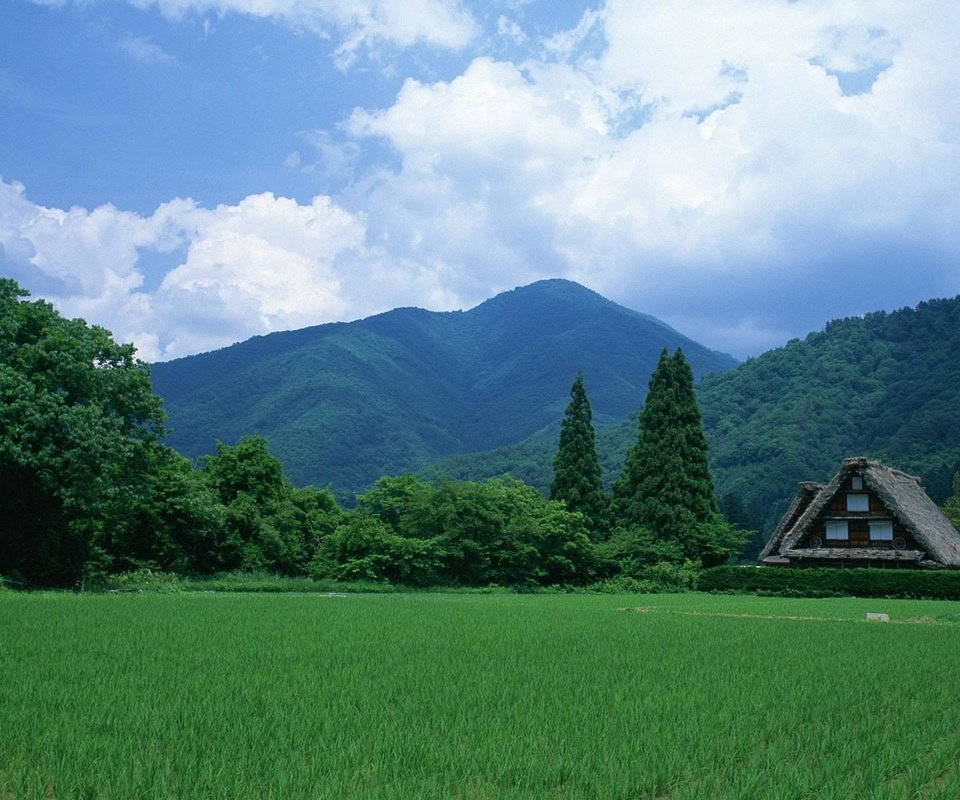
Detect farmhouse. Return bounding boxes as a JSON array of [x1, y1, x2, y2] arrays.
[[759, 457, 960, 568]]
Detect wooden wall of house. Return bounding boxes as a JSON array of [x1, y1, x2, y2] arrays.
[[798, 480, 919, 550], [800, 518, 915, 548]]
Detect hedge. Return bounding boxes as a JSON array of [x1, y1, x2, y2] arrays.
[[698, 565, 960, 600]]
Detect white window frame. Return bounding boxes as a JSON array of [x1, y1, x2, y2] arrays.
[[847, 493, 869, 512], [825, 520, 848, 540], [851, 476, 863, 490], [870, 520, 894, 541]]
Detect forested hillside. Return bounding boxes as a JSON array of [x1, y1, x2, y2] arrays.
[[700, 297, 960, 539], [152, 280, 737, 498], [438, 296, 960, 555]]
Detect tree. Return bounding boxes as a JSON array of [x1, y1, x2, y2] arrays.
[[356, 475, 596, 586], [200, 435, 341, 574], [118, 444, 225, 574], [0, 279, 165, 586], [310, 511, 442, 585], [613, 348, 739, 564], [944, 472, 960, 532], [550, 373, 607, 539]]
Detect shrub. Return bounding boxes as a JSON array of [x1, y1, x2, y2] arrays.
[[102, 569, 184, 593], [698, 566, 960, 600]]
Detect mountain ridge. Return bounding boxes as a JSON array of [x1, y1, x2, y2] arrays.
[[151, 279, 738, 497]]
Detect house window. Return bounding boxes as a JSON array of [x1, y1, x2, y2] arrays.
[[847, 493, 869, 512], [851, 476, 863, 490], [825, 521, 848, 540], [870, 521, 894, 541]]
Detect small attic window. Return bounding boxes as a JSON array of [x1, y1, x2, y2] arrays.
[[851, 476, 863, 490], [847, 493, 869, 512]]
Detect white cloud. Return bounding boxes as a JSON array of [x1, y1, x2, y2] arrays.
[[341, 1, 960, 354], [11, 1, 960, 360], [118, 33, 177, 65], [0, 181, 369, 360], [496, 15, 526, 46], [0, 179, 189, 298], [324, 0, 478, 67], [293, 130, 362, 183], [158, 193, 363, 337]]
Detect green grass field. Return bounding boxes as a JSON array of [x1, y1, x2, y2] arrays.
[[3, 592, 960, 799]]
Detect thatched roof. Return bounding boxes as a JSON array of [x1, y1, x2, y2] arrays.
[[758, 481, 822, 562], [760, 457, 960, 568]]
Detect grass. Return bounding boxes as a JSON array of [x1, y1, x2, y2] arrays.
[[3, 592, 960, 798]]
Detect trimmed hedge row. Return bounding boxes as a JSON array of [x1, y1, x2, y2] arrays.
[[698, 565, 960, 600]]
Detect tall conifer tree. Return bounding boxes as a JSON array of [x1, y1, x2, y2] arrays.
[[613, 348, 721, 559], [550, 373, 607, 539]]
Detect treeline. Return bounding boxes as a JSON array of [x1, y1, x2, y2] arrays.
[[1, 279, 748, 589]]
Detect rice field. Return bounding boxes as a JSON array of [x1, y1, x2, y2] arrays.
[[2, 591, 960, 799]]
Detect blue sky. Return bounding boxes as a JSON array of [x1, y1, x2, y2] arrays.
[[2, 0, 959, 361]]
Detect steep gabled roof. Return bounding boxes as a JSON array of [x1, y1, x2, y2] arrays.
[[762, 457, 960, 567], [758, 481, 823, 561]]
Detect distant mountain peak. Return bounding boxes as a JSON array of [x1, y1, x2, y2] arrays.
[[151, 280, 739, 497], [472, 278, 607, 308]]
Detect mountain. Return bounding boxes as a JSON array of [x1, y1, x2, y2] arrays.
[[439, 295, 960, 555], [151, 279, 738, 497]]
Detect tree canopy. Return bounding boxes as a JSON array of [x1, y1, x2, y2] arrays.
[[0, 279, 165, 586]]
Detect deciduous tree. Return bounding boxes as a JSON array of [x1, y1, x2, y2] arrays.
[[0, 279, 164, 586]]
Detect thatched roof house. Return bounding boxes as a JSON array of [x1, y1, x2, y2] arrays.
[[760, 457, 960, 569]]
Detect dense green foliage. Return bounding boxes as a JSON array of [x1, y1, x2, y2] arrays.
[[944, 472, 960, 532], [699, 565, 960, 600], [152, 280, 736, 499], [434, 295, 960, 557], [549, 373, 606, 537], [613, 351, 714, 541], [612, 350, 745, 566], [351, 475, 597, 586], [0, 280, 165, 586], [699, 296, 960, 546], [4, 592, 960, 799], [198, 436, 342, 575]]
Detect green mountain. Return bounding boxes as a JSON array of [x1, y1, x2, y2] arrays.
[[439, 296, 960, 554], [151, 279, 738, 498]]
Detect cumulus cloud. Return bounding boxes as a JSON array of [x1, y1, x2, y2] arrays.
[[11, 1, 960, 359], [0, 181, 369, 360], [157, 193, 363, 345], [342, 1, 960, 355]]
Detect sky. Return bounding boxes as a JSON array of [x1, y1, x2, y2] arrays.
[[2, 0, 959, 362]]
